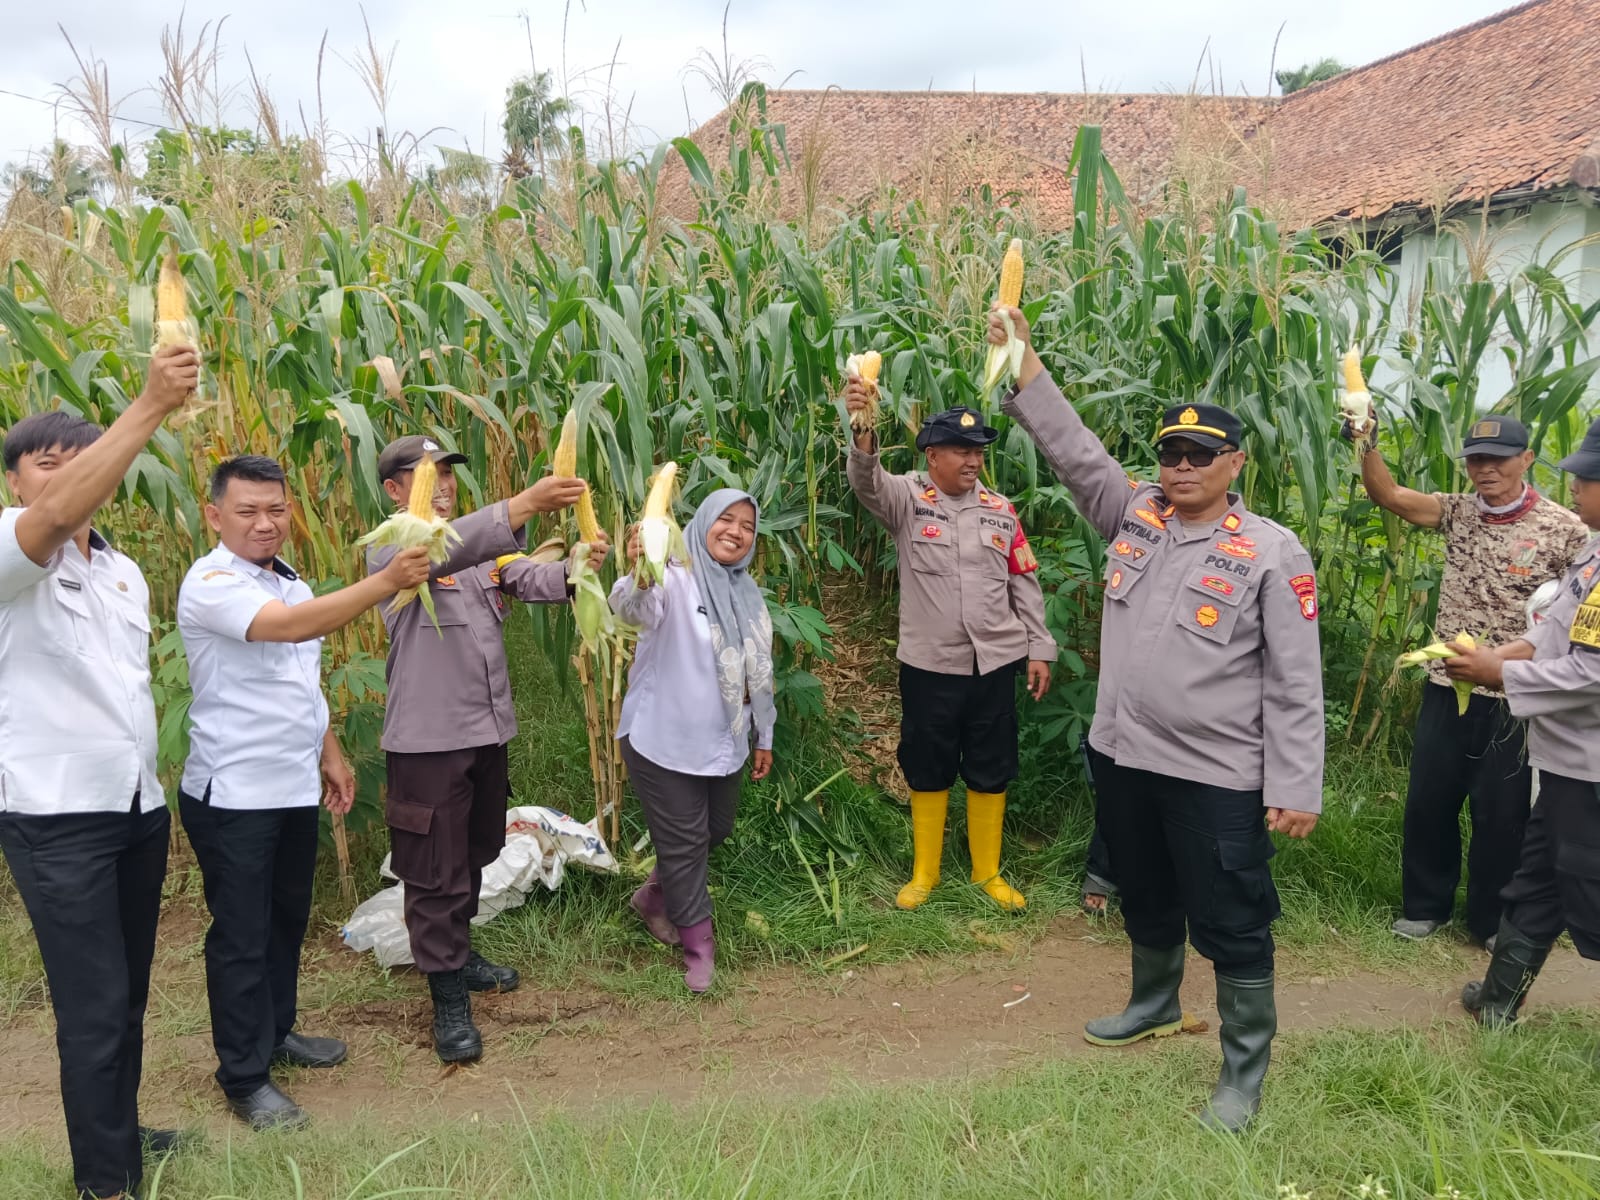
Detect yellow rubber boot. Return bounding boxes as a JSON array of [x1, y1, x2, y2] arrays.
[[966, 791, 1026, 910], [896, 790, 949, 909]]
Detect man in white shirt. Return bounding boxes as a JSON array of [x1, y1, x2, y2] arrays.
[[177, 456, 429, 1131], [0, 344, 195, 1200]]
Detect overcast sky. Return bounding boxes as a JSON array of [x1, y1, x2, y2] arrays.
[[1, 0, 1515, 171]]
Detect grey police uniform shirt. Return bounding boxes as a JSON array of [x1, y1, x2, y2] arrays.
[[1503, 532, 1600, 783], [846, 445, 1057, 676], [367, 500, 568, 754], [1003, 373, 1325, 814]]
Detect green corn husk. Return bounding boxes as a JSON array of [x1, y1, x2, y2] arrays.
[[356, 511, 461, 634], [983, 308, 1025, 393], [1395, 631, 1477, 715]]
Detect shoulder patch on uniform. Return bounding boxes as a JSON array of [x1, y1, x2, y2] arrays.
[[1290, 573, 1318, 621], [201, 569, 235, 581], [1195, 604, 1221, 628]]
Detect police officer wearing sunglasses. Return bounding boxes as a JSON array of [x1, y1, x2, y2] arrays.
[[993, 306, 1324, 1134]]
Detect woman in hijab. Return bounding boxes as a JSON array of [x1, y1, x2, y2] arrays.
[[608, 489, 775, 993]]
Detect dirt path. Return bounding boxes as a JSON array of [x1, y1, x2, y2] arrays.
[[2, 921, 1597, 1146]]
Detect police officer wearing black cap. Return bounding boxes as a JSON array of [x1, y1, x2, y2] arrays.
[[1346, 408, 1587, 946], [842, 375, 1056, 913], [994, 305, 1324, 1133], [1442, 415, 1600, 1025]]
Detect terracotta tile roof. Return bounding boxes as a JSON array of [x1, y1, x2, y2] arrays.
[[663, 0, 1600, 231], [1263, 0, 1600, 225], [657, 90, 1272, 231]]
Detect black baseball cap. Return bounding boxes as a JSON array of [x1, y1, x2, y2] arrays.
[[916, 406, 998, 451], [377, 435, 469, 481], [1457, 415, 1529, 458], [1557, 416, 1600, 480], [1154, 403, 1243, 451]]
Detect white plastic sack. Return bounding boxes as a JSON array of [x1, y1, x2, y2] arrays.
[[342, 805, 618, 969]]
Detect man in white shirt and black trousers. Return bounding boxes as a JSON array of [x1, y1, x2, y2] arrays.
[[0, 344, 195, 1200], [177, 456, 430, 1131]]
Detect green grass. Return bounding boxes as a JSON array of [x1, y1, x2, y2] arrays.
[[3, 1019, 1598, 1198]]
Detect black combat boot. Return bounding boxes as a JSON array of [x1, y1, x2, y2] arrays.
[[1083, 942, 1186, 1046], [427, 969, 483, 1063], [462, 950, 520, 993], [1461, 916, 1552, 1028], [1199, 972, 1276, 1133]]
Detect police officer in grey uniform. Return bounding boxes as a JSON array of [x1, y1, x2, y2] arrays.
[[1444, 416, 1600, 1025], [995, 307, 1324, 1132], [843, 382, 1056, 912]]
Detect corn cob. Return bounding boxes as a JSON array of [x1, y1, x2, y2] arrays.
[[983, 238, 1026, 393], [154, 246, 202, 404], [356, 452, 461, 633], [1395, 631, 1477, 715], [552, 408, 604, 543], [634, 462, 685, 588], [844, 350, 882, 433], [1337, 346, 1373, 439]]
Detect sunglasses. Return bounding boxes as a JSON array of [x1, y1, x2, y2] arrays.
[[1157, 445, 1233, 468]]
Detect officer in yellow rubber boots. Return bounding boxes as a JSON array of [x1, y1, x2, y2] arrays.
[[996, 307, 1324, 1132], [842, 375, 1056, 911]]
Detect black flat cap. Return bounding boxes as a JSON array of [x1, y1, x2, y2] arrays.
[[916, 406, 998, 451], [1154, 403, 1242, 450]]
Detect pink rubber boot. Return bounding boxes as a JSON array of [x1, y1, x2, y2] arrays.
[[630, 870, 680, 946], [678, 918, 715, 994]]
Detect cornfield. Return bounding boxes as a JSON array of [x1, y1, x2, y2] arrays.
[[3, 83, 1597, 829]]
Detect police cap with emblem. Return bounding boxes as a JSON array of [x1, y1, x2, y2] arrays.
[[377, 435, 470, 481], [1557, 415, 1600, 480], [1456, 415, 1530, 459], [915, 406, 999, 451], [1154, 403, 1243, 451]]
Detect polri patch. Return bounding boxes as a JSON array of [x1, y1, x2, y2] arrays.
[[1290, 573, 1318, 621]]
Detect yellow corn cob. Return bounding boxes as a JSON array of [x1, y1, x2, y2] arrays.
[[1396, 632, 1477, 715], [635, 462, 684, 587], [553, 408, 604, 543], [1338, 346, 1374, 439], [983, 239, 1026, 392], [997, 238, 1024, 309], [153, 246, 201, 405], [844, 350, 882, 433], [407, 454, 438, 519]]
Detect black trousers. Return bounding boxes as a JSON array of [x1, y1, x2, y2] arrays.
[[179, 791, 319, 1098], [620, 737, 741, 928], [385, 744, 509, 974], [897, 659, 1021, 793], [1080, 737, 1116, 893], [0, 796, 168, 1200], [1401, 683, 1532, 941], [1088, 747, 1279, 977], [1500, 772, 1600, 959]]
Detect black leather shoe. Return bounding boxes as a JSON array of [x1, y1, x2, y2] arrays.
[[226, 1082, 310, 1132], [428, 969, 484, 1063], [140, 1126, 197, 1157], [462, 950, 520, 993], [271, 1031, 348, 1068]]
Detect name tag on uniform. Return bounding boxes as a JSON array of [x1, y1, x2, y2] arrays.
[[57, 578, 82, 592]]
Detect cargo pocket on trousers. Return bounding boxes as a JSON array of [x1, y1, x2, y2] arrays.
[[1207, 835, 1281, 931], [385, 797, 438, 885]]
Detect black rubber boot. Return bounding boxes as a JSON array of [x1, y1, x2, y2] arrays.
[[462, 950, 521, 993], [1083, 943, 1185, 1046], [427, 969, 484, 1063], [1199, 972, 1276, 1133], [1460, 916, 1552, 1028]]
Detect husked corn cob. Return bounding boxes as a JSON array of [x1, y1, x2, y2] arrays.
[[1337, 346, 1374, 439], [1396, 631, 1477, 715], [844, 350, 882, 433], [154, 246, 202, 404], [356, 450, 461, 633], [552, 408, 605, 544], [635, 462, 684, 588], [983, 238, 1026, 393]]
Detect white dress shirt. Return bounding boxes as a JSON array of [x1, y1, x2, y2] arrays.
[[0, 507, 164, 816], [178, 544, 329, 809], [609, 565, 767, 777]]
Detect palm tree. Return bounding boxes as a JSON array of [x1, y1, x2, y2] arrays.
[[2, 140, 104, 205], [1276, 58, 1349, 95], [502, 70, 573, 178]]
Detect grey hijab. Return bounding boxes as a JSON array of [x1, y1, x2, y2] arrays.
[[684, 489, 775, 744]]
